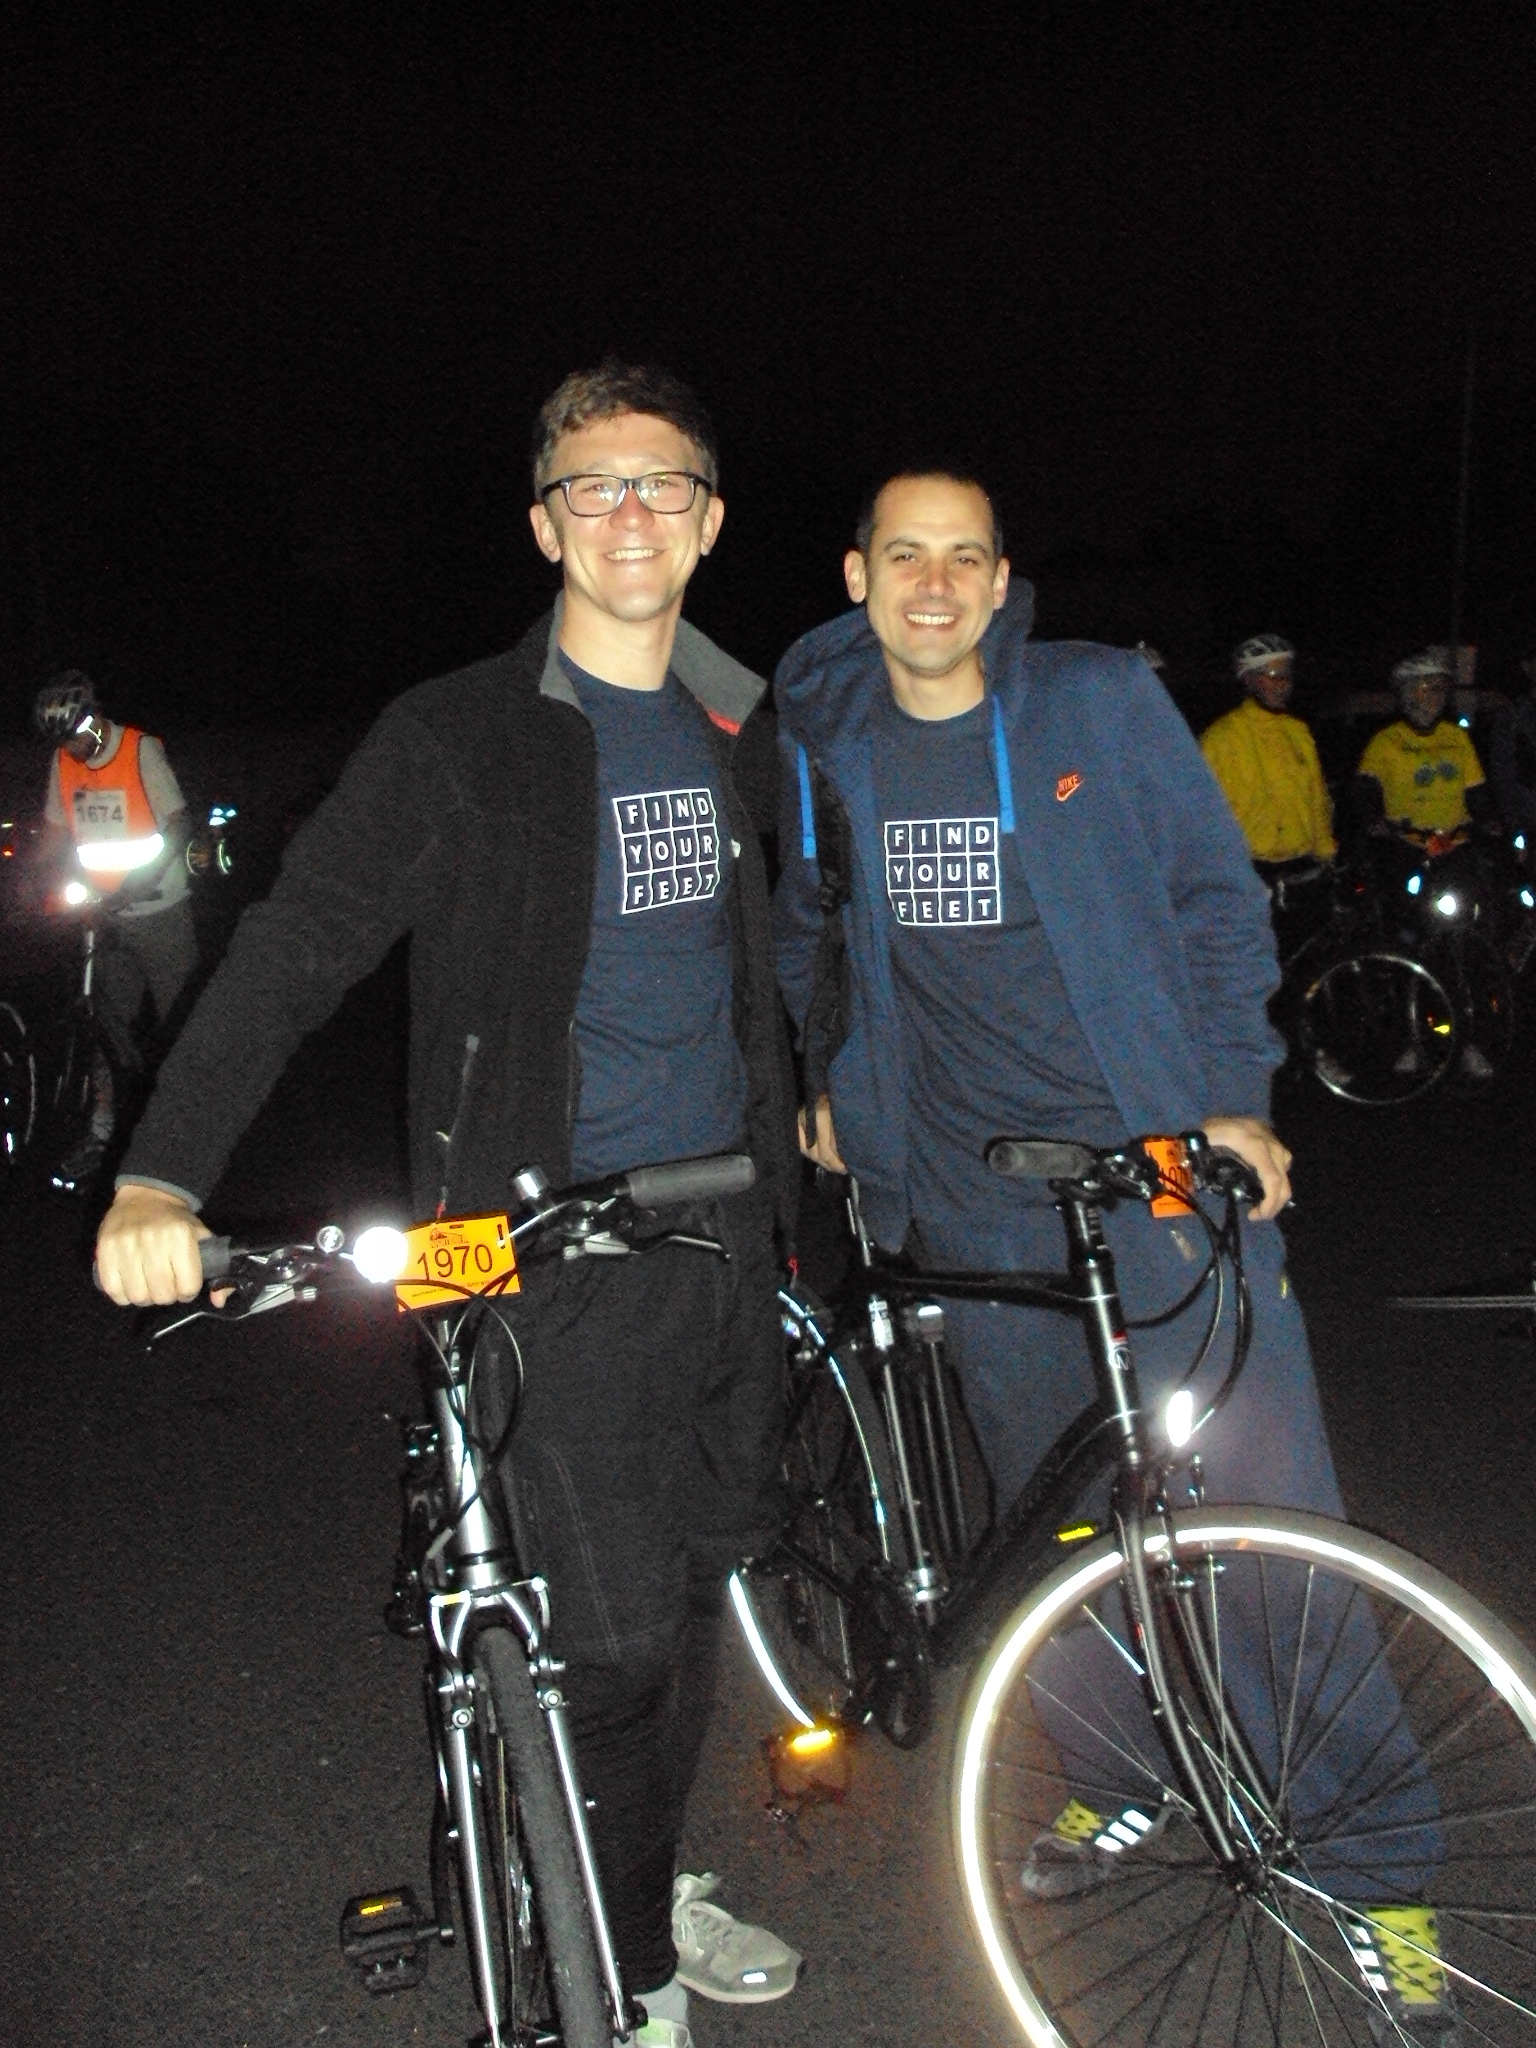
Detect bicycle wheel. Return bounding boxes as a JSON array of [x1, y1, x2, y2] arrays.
[[1298, 950, 1457, 1105], [468, 1627, 609, 2048], [954, 1505, 1536, 2046], [47, 1003, 95, 1135], [0, 1000, 38, 1167], [740, 1288, 930, 1745]]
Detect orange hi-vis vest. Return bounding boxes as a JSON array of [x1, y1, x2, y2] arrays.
[[57, 727, 162, 894]]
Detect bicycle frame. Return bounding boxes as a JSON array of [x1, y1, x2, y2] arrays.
[[415, 1316, 629, 2043], [757, 1156, 1277, 1880]]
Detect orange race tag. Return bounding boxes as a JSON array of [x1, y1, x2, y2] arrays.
[[394, 1213, 519, 1310], [1143, 1136, 1195, 1217]]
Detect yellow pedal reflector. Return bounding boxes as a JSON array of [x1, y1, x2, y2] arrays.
[[358, 1895, 404, 1918], [764, 1724, 851, 1814], [787, 1726, 838, 1757], [1054, 1523, 1097, 1545]]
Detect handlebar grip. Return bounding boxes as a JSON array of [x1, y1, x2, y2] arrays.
[[622, 1153, 756, 1207], [198, 1236, 233, 1283], [1197, 1146, 1265, 1206], [986, 1139, 1097, 1181]]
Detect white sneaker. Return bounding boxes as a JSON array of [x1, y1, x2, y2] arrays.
[[672, 1871, 801, 2003], [1458, 1044, 1495, 1081]]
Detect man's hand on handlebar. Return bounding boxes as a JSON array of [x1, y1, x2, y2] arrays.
[[96, 1182, 213, 1306], [798, 1094, 847, 1174], [1201, 1115, 1291, 1221]]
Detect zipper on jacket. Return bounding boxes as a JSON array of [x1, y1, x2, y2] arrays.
[[435, 1032, 480, 1216]]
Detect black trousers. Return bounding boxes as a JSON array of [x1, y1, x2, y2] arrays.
[[487, 1181, 784, 1992], [94, 899, 199, 1074]]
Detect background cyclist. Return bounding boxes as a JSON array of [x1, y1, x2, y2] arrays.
[[1351, 646, 1503, 1081], [1200, 632, 1336, 958], [1351, 646, 1494, 855], [34, 669, 198, 1190], [90, 364, 800, 2048]]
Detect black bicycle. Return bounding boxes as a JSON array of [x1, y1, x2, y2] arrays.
[[153, 1148, 757, 2048], [1279, 840, 1519, 1106], [736, 1134, 1536, 2046]]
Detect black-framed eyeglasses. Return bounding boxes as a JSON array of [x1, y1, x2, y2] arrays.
[[539, 471, 712, 517]]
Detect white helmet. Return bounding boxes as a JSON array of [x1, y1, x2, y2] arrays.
[[1234, 634, 1294, 677], [1392, 647, 1453, 689]]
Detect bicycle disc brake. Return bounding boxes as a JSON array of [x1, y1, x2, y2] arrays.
[[848, 1566, 933, 1750]]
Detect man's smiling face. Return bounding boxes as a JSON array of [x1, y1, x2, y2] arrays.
[[529, 410, 723, 628], [845, 476, 1009, 706]]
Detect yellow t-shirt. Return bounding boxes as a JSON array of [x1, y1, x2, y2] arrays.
[[1355, 719, 1485, 836], [1199, 698, 1337, 861]]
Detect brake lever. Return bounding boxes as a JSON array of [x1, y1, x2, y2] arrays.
[[143, 1278, 318, 1347]]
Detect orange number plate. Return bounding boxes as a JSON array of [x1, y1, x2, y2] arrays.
[[1143, 1136, 1195, 1217], [395, 1213, 520, 1309]]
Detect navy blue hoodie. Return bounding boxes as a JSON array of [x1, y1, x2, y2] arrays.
[[772, 583, 1282, 1249]]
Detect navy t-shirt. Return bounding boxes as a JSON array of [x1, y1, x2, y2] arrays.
[[873, 691, 1123, 1244], [562, 655, 746, 1177]]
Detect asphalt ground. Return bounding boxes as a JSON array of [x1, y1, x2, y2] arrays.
[[6, 947, 1536, 2048]]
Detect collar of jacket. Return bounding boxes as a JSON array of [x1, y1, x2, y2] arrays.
[[774, 578, 1037, 750], [535, 596, 766, 733]]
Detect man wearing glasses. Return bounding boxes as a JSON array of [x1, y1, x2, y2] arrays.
[[94, 363, 801, 2046]]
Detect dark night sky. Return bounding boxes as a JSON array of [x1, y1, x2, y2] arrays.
[[3, 12, 1535, 729]]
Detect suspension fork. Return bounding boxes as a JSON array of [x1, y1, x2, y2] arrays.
[[428, 1355, 631, 2037]]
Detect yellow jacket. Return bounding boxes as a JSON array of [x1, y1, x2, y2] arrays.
[[1199, 698, 1337, 861]]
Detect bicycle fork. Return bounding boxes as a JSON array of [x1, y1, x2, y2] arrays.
[[1066, 1191, 1282, 1886], [427, 1378, 630, 2042]]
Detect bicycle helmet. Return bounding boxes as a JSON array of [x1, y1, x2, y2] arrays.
[[1392, 646, 1453, 689], [1233, 634, 1294, 676], [32, 670, 98, 742]]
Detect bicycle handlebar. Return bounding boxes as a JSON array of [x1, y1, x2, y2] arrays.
[[620, 1152, 756, 1207], [985, 1132, 1265, 1209], [191, 1150, 757, 1291], [199, 1236, 234, 1283]]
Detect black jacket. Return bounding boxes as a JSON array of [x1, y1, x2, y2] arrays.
[[123, 607, 799, 1234]]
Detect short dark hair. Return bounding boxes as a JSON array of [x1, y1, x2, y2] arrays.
[[531, 360, 719, 493], [853, 471, 1004, 561]]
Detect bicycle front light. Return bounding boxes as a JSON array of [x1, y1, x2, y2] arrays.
[[352, 1225, 410, 1283], [62, 880, 90, 906], [1165, 1387, 1196, 1448], [1434, 891, 1460, 917], [1406, 873, 1423, 896]]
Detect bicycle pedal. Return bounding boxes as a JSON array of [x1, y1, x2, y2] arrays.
[[340, 1886, 440, 1993], [383, 1577, 428, 1637]]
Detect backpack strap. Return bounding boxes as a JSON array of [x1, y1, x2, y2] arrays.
[[797, 745, 854, 1108]]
